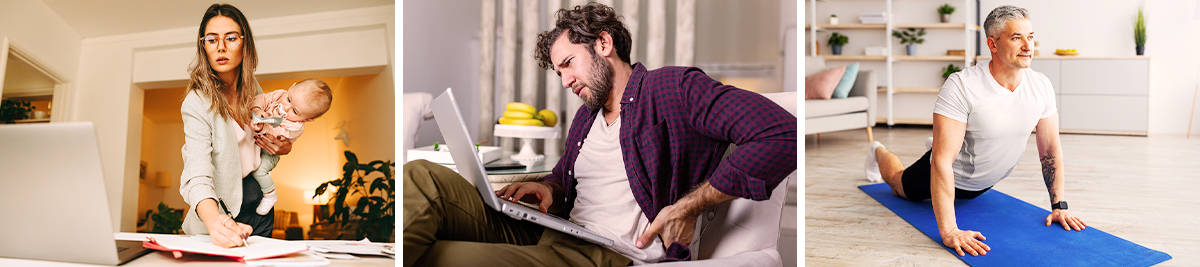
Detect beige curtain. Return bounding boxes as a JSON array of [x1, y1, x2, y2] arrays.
[[480, 0, 695, 157]]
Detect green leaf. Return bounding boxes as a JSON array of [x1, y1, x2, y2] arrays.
[[314, 183, 329, 197]]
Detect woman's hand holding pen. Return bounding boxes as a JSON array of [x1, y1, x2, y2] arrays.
[[197, 198, 252, 248], [207, 215, 252, 248]]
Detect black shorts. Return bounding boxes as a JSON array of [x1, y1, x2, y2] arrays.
[[900, 150, 992, 201]]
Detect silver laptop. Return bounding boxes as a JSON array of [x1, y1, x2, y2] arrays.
[[431, 89, 614, 247], [0, 122, 150, 265]]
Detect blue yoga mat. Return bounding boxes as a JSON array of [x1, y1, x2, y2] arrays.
[[858, 183, 1171, 266]]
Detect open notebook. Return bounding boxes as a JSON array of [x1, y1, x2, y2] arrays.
[[144, 235, 308, 262]]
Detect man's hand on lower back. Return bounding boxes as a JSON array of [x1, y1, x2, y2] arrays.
[[636, 202, 698, 248]]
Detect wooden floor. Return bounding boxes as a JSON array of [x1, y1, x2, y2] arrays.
[[805, 127, 1200, 266]]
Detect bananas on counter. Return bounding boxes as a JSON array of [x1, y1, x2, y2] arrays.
[[499, 102, 558, 127]]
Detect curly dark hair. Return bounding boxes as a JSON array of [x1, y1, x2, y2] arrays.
[[534, 2, 632, 70]]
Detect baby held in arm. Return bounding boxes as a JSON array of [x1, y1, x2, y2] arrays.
[[248, 79, 333, 215]]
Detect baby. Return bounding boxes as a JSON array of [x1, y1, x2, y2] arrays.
[[249, 79, 333, 215]]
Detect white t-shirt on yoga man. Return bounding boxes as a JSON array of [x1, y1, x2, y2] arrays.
[[933, 62, 1057, 191]]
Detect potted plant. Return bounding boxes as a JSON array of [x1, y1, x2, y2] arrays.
[[313, 151, 395, 242], [938, 4, 956, 23], [1134, 8, 1146, 56], [830, 14, 839, 25], [140, 202, 184, 234], [942, 64, 963, 80], [828, 32, 849, 55], [893, 28, 926, 55], [0, 99, 34, 124]]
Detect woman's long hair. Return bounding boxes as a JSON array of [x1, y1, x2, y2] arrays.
[[187, 3, 259, 127]]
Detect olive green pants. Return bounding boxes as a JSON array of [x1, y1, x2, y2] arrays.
[[402, 160, 631, 267]]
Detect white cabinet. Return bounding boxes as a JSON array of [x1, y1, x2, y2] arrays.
[[979, 57, 1148, 134], [1034, 57, 1149, 134], [1060, 95, 1148, 133]]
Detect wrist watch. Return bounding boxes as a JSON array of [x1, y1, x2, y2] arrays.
[[1051, 201, 1068, 210]]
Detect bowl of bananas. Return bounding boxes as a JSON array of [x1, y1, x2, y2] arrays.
[[494, 102, 560, 165]]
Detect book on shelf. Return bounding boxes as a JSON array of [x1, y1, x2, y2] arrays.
[[859, 12, 888, 24]]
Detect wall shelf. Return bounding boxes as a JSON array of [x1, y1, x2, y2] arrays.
[[894, 23, 979, 30], [822, 55, 886, 61], [12, 118, 50, 124], [894, 55, 968, 61], [880, 87, 940, 94], [809, 0, 974, 125], [805, 24, 886, 30], [976, 55, 1149, 60], [808, 23, 978, 31]]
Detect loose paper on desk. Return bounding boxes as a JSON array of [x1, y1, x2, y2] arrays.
[[299, 238, 394, 258]]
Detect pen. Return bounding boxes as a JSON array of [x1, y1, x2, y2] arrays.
[[216, 198, 249, 247]]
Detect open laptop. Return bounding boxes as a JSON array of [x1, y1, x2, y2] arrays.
[[431, 89, 614, 247], [0, 122, 151, 265]]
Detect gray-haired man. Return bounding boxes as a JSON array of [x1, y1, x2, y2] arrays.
[[864, 5, 1088, 257]]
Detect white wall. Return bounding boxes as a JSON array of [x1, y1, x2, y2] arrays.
[[72, 5, 394, 232], [982, 0, 1199, 136], [1146, 0, 1200, 136], [977, 1, 1143, 57], [403, 0, 483, 149], [0, 0, 81, 84]]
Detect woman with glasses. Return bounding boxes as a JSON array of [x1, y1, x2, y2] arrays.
[[178, 3, 293, 248]]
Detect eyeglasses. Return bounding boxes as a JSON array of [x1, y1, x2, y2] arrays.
[[200, 33, 243, 48]]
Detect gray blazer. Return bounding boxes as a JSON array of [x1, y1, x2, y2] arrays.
[[179, 85, 279, 234]]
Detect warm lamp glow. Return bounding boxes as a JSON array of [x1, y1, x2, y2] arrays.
[[304, 189, 332, 205]]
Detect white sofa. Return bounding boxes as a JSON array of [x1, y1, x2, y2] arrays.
[[804, 56, 876, 142]]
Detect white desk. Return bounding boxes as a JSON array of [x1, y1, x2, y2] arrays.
[[1, 251, 394, 266]]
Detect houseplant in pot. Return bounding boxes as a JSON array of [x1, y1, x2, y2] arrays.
[[0, 99, 34, 124], [1134, 8, 1146, 55], [828, 32, 848, 55], [312, 151, 395, 242], [938, 4, 955, 23], [893, 28, 926, 55], [942, 64, 962, 81], [829, 14, 839, 25], [139, 202, 184, 234]]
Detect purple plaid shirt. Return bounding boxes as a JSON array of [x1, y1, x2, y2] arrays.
[[541, 63, 796, 260]]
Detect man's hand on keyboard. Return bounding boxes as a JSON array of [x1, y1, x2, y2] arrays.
[[497, 182, 554, 213]]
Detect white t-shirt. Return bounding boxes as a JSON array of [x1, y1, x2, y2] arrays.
[[933, 62, 1057, 191], [569, 113, 665, 264]]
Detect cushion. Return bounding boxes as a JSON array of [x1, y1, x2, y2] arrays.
[[804, 66, 845, 100], [832, 62, 860, 98]]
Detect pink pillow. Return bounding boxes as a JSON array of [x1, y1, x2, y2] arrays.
[[805, 66, 846, 100]]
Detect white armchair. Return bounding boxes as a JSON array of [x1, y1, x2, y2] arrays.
[[645, 91, 796, 267]]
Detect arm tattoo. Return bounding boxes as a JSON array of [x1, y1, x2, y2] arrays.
[[1040, 154, 1057, 202]]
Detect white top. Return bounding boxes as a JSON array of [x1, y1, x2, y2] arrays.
[[933, 62, 1057, 191], [234, 123, 261, 178], [569, 114, 665, 264]]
